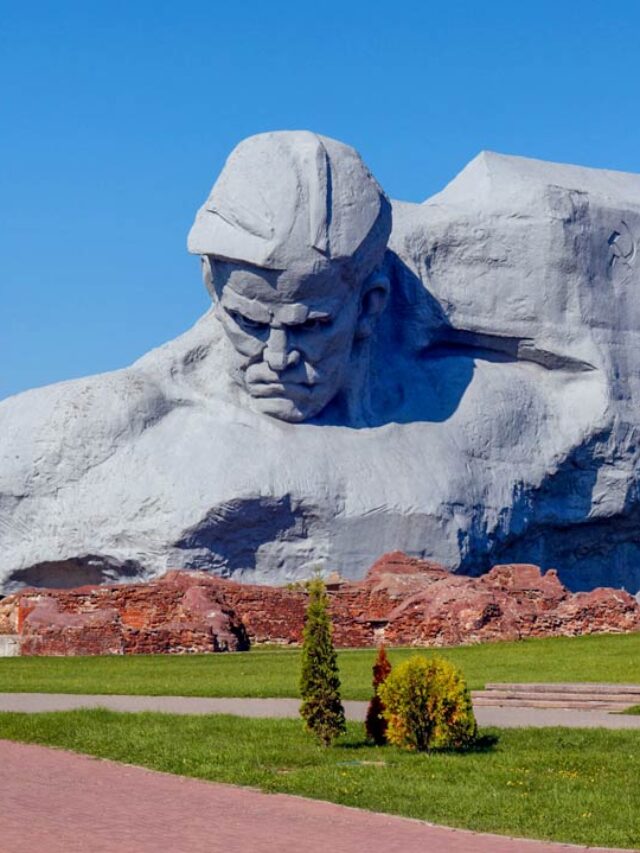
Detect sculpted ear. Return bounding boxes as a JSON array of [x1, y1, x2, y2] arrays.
[[201, 255, 216, 300], [355, 272, 390, 339]]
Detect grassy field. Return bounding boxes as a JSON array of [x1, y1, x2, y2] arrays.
[[0, 708, 638, 848], [0, 633, 639, 698]]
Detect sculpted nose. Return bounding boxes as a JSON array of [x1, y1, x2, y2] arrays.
[[264, 328, 300, 372]]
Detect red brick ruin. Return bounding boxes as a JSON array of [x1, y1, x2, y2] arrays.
[[1, 552, 639, 655]]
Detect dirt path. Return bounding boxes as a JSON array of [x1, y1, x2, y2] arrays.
[[1, 692, 640, 728], [0, 739, 630, 853]]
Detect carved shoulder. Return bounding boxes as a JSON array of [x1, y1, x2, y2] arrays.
[[0, 367, 172, 496]]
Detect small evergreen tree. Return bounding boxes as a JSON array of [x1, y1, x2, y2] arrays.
[[299, 577, 346, 746], [379, 655, 477, 752], [365, 644, 392, 745]]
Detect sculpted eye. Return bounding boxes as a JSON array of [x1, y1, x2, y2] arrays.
[[229, 310, 268, 332], [299, 316, 332, 331]]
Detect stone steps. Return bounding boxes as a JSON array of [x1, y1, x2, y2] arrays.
[[471, 682, 640, 712], [472, 698, 634, 711]]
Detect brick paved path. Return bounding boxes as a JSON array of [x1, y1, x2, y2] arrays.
[[0, 740, 631, 853], [2, 692, 640, 728]]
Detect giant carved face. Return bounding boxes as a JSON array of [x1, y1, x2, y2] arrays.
[[189, 131, 393, 421], [207, 258, 389, 422]]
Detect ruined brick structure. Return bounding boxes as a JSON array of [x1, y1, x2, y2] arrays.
[[1, 552, 639, 655]]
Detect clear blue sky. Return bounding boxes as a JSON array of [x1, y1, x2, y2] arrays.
[[3, 1, 640, 400]]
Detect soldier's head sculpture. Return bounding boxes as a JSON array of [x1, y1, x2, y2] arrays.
[[188, 131, 392, 422]]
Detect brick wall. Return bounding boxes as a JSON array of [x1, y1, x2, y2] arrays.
[[2, 552, 639, 655]]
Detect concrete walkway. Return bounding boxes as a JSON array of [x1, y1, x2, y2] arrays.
[[0, 739, 632, 853], [1, 692, 640, 728]]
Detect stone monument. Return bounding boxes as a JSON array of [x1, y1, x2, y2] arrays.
[[2, 131, 640, 593]]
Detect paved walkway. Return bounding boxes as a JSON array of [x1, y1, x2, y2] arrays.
[[0, 739, 632, 853], [2, 692, 640, 728]]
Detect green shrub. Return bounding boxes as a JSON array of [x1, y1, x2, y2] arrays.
[[378, 655, 477, 752], [299, 577, 346, 746], [365, 644, 392, 745]]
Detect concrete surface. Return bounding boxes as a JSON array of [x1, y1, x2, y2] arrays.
[[1, 692, 640, 728]]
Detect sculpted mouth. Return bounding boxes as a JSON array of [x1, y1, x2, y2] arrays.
[[248, 379, 316, 400]]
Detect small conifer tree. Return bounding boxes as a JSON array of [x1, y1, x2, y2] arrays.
[[379, 655, 477, 752], [299, 577, 346, 746], [365, 644, 392, 744]]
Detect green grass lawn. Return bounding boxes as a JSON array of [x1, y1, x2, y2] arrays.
[[0, 708, 638, 848], [0, 633, 639, 698]]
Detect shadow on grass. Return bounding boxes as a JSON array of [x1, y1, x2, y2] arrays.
[[437, 732, 500, 754], [340, 731, 499, 754], [339, 741, 384, 751]]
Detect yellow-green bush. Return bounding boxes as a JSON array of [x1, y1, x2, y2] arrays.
[[378, 655, 477, 752]]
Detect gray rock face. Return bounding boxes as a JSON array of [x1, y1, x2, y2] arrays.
[[2, 133, 640, 594]]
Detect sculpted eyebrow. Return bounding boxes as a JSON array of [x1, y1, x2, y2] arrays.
[[231, 306, 270, 323], [222, 293, 271, 323], [305, 310, 332, 319], [279, 310, 334, 328]]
